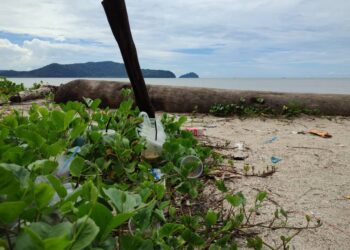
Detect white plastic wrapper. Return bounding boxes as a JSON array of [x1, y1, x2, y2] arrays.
[[136, 112, 166, 159]]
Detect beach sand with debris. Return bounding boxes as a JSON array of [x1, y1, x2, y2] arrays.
[[184, 113, 350, 249]]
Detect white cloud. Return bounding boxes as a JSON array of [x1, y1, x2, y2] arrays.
[[0, 0, 350, 76], [0, 39, 32, 69], [0, 38, 121, 70]]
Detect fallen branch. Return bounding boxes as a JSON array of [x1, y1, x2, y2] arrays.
[[9, 85, 57, 103]]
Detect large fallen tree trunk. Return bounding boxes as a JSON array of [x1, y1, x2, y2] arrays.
[[54, 79, 350, 116], [10, 85, 58, 103]]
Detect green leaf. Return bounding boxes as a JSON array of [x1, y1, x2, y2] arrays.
[[34, 183, 55, 209], [226, 192, 246, 207], [119, 235, 153, 250], [0, 163, 29, 195], [132, 201, 156, 231], [78, 202, 112, 241], [103, 188, 142, 213], [0, 165, 20, 195], [70, 156, 85, 177], [90, 99, 102, 111], [181, 228, 205, 246], [205, 209, 218, 227], [101, 212, 134, 241], [177, 116, 187, 127], [153, 209, 166, 223], [51, 110, 65, 131], [169, 207, 176, 218], [28, 160, 58, 175], [215, 179, 228, 192], [256, 191, 267, 202], [64, 110, 76, 129], [70, 123, 87, 140], [45, 140, 67, 157], [43, 236, 71, 250], [70, 216, 99, 250], [48, 222, 73, 238], [154, 183, 165, 200], [22, 227, 44, 250], [0, 127, 9, 141], [0, 201, 26, 223], [46, 174, 67, 199], [15, 222, 73, 250], [158, 223, 184, 238], [81, 181, 99, 204], [0, 239, 8, 249], [15, 126, 45, 147], [247, 237, 263, 250]]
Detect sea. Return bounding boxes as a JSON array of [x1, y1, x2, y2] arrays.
[[8, 77, 350, 94]]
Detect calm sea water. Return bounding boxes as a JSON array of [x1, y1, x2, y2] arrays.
[[8, 77, 350, 94]]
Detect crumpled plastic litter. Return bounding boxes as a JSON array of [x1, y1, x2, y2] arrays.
[[264, 136, 278, 144], [271, 156, 282, 164]]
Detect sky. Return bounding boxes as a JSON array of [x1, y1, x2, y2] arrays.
[[0, 0, 350, 77]]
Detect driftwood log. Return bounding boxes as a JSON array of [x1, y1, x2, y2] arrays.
[[54, 79, 350, 116], [102, 0, 155, 118], [9, 85, 58, 103]]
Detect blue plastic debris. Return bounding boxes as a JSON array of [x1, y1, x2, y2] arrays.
[[264, 136, 278, 144], [56, 146, 81, 177], [271, 156, 282, 164], [150, 168, 163, 180]]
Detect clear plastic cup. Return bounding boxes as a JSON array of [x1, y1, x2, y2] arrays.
[[180, 155, 203, 179]]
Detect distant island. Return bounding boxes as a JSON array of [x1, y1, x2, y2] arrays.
[[179, 72, 199, 78], [0, 61, 176, 78]]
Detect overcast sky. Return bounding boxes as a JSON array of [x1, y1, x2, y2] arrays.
[[1, 0, 350, 77]]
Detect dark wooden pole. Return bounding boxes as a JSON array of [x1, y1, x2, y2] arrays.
[[102, 0, 155, 118]]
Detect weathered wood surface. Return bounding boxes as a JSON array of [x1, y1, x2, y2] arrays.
[[54, 79, 350, 116], [9, 85, 58, 103], [102, 0, 155, 117]]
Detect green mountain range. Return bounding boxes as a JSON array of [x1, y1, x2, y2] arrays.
[[0, 61, 177, 78]]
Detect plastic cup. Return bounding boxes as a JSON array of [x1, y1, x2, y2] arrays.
[[180, 155, 203, 179]]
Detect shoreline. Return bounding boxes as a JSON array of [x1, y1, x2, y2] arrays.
[[7, 77, 350, 95]]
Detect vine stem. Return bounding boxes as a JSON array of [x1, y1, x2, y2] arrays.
[[5, 228, 13, 250], [263, 241, 276, 250]]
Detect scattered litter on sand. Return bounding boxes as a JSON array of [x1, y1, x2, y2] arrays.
[[184, 113, 350, 249], [232, 142, 249, 160], [271, 156, 282, 164], [308, 129, 332, 138], [184, 127, 206, 136], [264, 136, 278, 144]]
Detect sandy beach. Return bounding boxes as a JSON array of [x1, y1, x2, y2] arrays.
[[184, 113, 350, 249]]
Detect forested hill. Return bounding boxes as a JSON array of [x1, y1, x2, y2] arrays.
[[0, 61, 176, 78]]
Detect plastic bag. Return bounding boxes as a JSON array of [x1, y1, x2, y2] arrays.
[[136, 112, 166, 159]]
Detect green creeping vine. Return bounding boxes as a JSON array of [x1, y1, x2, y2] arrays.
[[0, 77, 25, 103], [0, 78, 45, 104], [0, 91, 321, 249], [210, 97, 320, 117]]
